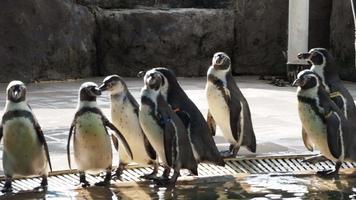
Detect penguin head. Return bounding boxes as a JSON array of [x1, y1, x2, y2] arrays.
[[99, 75, 127, 95], [293, 70, 320, 90], [297, 48, 330, 67], [79, 82, 101, 101], [6, 80, 26, 102], [144, 70, 164, 91], [212, 52, 231, 70]]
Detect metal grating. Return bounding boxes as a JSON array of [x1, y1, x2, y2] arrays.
[[1, 154, 355, 192]]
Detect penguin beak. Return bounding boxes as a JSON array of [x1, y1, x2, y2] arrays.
[[137, 71, 146, 78], [297, 52, 311, 60], [98, 84, 107, 91], [93, 87, 102, 96], [292, 78, 305, 87]]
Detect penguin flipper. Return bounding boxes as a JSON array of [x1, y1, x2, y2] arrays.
[[175, 110, 190, 129], [302, 127, 314, 151], [240, 101, 257, 153], [35, 123, 53, 172], [163, 120, 175, 167], [325, 112, 343, 159], [143, 135, 157, 160], [67, 124, 75, 170], [0, 125, 2, 142], [207, 110, 216, 136], [111, 135, 119, 151], [105, 121, 133, 160]]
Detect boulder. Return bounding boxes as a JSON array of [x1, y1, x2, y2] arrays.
[[95, 8, 234, 77], [0, 0, 96, 82], [233, 0, 288, 75]]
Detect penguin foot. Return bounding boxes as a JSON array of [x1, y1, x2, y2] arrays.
[[220, 150, 236, 158], [316, 170, 339, 178], [94, 180, 110, 187], [80, 181, 90, 188], [33, 185, 47, 192], [2, 180, 12, 193], [140, 173, 158, 180], [1, 187, 12, 193], [303, 155, 328, 164]]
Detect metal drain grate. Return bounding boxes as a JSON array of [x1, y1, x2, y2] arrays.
[[1, 154, 355, 192]]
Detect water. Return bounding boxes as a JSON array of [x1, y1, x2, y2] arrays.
[[1, 175, 356, 199]]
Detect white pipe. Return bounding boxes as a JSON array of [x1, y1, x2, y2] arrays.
[[287, 0, 309, 65]]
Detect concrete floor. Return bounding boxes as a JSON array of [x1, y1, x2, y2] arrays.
[[1, 76, 356, 174]]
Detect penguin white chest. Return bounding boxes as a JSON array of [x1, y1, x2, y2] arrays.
[[139, 105, 166, 164], [298, 103, 336, 160], [206, 82, 236, 144], [111, 99, 152, 164], [2, 118, 47, 177], [74, 112, 112, 174]]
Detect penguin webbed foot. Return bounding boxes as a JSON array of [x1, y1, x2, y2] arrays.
[[303, 155, 328, 164], [79, 172, 90, 188], [155, 170, 179, 186], [316, 162, 341, 178], [1, 185, 12, 193], [316, 169, 339, 178], [95, 170, 111, 186], [141, 172, 158, 180], [220, 145, 238, 158], [34, 176, 48, 191], [2, 178, 12, 193], [111, 166, 123, 181], [94, 180, 110, 186], [141, 165, 158, 180]]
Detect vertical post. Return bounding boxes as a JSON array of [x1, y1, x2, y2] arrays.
[[287, 0, 310, 81]]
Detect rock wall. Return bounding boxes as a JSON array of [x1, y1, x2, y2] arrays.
[[95, 9, 234, 77], [330, 0, 356, 81], [233, 0, 288, 75], [2, 1, 354, 82], [0, 0, 96, 82]]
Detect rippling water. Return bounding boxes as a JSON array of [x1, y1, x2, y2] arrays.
[[1, 175, 356, 199]]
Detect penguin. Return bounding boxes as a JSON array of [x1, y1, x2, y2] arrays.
[[149, 68, 225, 166], [0, 81, 52, 192], [293, 70, 350, 176], [67, 82, 132, 187], [139, 71, 198, 185], [205, 52, 256, 157], [98, 75, 158, 179], [298, 48, 356, 155]]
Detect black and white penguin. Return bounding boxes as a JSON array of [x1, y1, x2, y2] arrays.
[[139, 71, 198, 185], [99, 75, 158, 179], [294, 70, 350, 176], [67, 82, 132, 187], [298, 48, 356, 153], [0, 81, 52, 192], [205, 52, 256, 157], [150, 68, 225, 166]]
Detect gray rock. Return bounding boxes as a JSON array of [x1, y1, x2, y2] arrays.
[[95, 8, 234, 77], [233, 0, 288, 75], [0, 0, 96, 82]]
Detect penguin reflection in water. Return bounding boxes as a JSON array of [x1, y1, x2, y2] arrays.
[[294, 70, 352, 176], [206, 52, 256, 157], [0, 81, 52, 192], [99, 75, 158, 179], [67, 82, 133, 187], [139, 71, 198, 185]]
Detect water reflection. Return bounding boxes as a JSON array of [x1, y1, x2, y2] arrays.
[[0, 175, 356, 199]]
